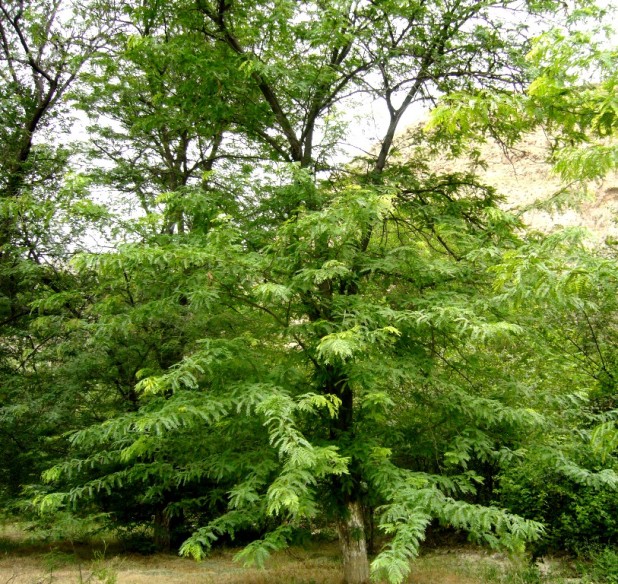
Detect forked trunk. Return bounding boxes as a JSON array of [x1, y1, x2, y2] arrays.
[[337, 499, 370, 584]]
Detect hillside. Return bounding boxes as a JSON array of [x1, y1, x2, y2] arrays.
[[398, 128, 618, 243]]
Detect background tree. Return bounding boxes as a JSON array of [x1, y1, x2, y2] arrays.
[[0, 0, 112, 505], [428, 15, 618, 556]]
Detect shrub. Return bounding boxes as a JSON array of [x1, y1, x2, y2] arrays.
[[497, 461, 618, 554], [579, 547, 618, 584]]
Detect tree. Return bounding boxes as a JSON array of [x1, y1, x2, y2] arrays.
[[30, 1, 615, 583], [0, 0, 112, 505], [427, 14, 618, 555]]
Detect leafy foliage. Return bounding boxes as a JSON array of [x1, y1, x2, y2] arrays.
[[0, 1, 617, 583]]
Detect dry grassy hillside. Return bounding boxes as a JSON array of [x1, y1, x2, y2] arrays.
[[398, 128, 618, 243]]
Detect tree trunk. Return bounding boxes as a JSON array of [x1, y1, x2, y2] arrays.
[[364, 504, 375, 556], [153, 508, 171, 552], [337, 499, 371, 584]]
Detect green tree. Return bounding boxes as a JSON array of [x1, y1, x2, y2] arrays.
[[0, 0, 112, 504], [428, 16, 618, 555], [31, 1, 617, 583]]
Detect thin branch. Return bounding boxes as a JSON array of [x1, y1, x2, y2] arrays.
[[582, 309, 611, 378]]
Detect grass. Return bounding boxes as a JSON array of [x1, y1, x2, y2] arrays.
[[0, 523, 582, 584]]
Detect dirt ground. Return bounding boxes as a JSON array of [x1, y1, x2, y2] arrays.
[[0, 522, 580, 584]]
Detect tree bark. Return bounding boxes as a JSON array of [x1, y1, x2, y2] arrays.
[[337, 499, 371, 584], [364, 503, 375, 556], [153, 508, 171, 552]]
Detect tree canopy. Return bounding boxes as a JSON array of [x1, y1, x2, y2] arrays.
[[1, 1, 617, 583]]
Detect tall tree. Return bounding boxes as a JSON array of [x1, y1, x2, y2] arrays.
[[0, 0, 112, 503], [427, 14, 618, 553], [35, 1, 614, 583]]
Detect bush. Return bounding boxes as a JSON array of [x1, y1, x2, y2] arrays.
[[497, 461, 618, 554], [115, 525, 158, 555], [24, 510, 109, 545], [579, 547, 618, 584]]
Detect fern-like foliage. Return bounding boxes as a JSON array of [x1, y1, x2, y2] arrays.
[[366, 449, 544, 583]]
